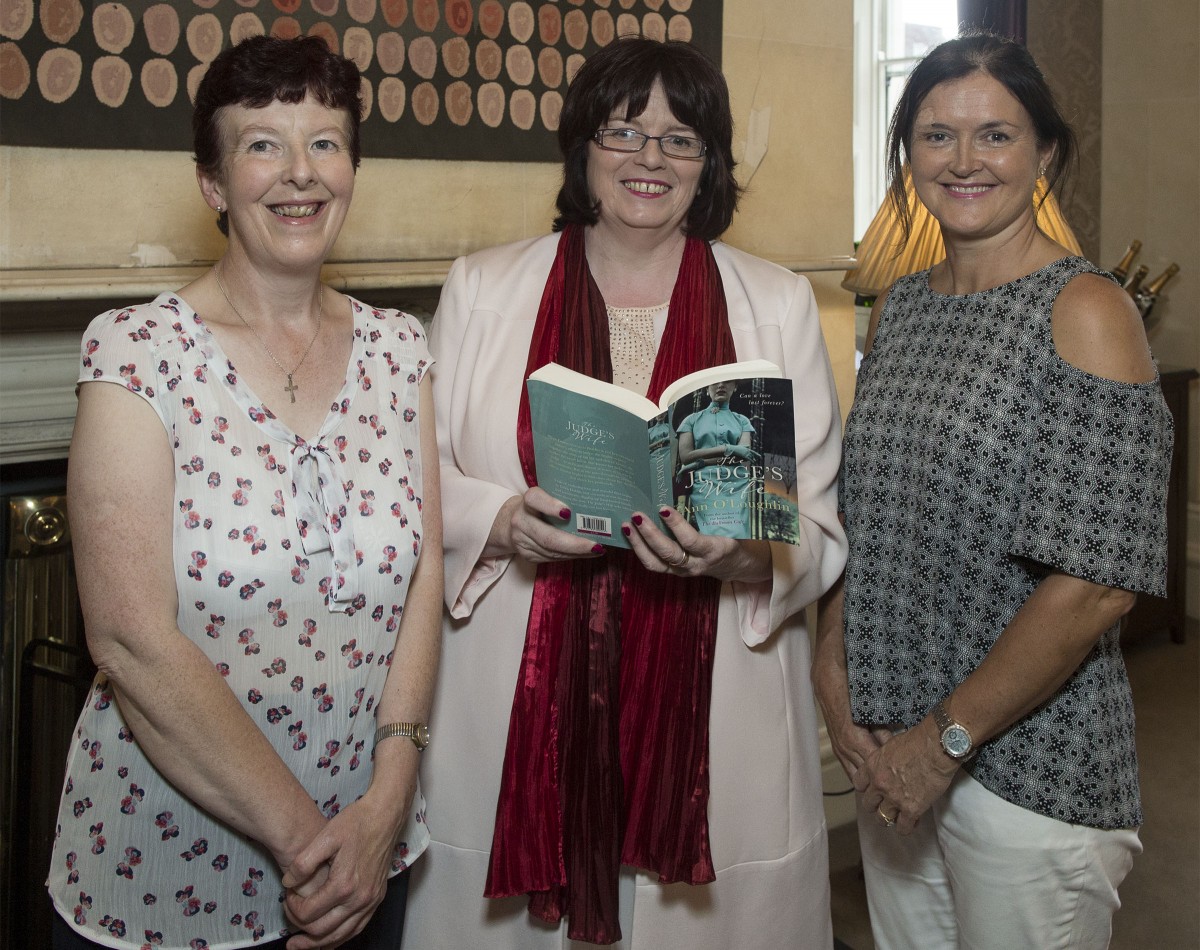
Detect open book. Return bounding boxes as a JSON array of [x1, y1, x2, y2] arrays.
[[526, 359, 802, 548]]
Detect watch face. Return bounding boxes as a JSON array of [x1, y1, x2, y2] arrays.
[[942, 725, 972, 758], [414, 723, 430, 749]]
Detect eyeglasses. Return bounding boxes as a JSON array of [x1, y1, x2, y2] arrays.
[[592, 128, 707, 160]]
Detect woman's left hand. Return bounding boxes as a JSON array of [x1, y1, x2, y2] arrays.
[[281, 778, 414, 949], [854, 718, 960, 835], [622, 507, 772, 584]]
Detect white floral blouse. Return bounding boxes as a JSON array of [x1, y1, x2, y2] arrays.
[[47, 293, 431, 949]]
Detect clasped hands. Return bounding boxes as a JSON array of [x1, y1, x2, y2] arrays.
[[502, 486, 768, 583], [833, 716, 961, 836], [276, 789, 409, 949]]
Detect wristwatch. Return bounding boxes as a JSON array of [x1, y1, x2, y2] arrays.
[[931, 701, 975, 761], [374, 721, 430, 752]]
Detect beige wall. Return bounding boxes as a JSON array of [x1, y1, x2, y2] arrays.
[[721, 2, 856, 417], [0, 1, 856, 413], [1100, 0, 1199, 600]]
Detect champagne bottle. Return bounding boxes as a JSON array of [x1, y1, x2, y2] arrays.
[[1123, 264, 1149, 297], [1134, 263, 1179, 319], [1110, 239, 1142, 282]]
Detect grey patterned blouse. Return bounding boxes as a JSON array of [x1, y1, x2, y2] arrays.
[[840, 257, 1173, 829]]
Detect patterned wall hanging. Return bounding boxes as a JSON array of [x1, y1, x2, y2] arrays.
[[0, 0, 723, 161]]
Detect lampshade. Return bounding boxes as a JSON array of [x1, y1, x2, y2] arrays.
[[842, 168, 1084, 298]]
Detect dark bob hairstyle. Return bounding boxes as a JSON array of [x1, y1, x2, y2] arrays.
[[885, 31, 1077, 242], [553, 37, 740, 242], [193, 35, 362, 235]]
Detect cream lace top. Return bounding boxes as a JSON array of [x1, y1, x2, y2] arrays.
[[608, 302, 667, 396]]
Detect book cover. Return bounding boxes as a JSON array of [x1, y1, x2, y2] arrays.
[[527, 361, 801, 548]]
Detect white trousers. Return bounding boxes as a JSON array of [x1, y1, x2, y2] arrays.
[[856, 771, 1140, 950]]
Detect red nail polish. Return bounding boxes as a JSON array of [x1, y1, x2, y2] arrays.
[[591, 543, 604, 554], [632, 514, 643, 526], [621, 525, 631, 537], [559, 507, 571, 520], [659, 508, 672, 519]]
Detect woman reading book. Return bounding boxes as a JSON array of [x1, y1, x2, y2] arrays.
[[407, 37, 847, 950]]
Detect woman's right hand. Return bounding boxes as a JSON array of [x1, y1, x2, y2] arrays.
[[812, 653, 883, 781], [489, 487, 606, 564]]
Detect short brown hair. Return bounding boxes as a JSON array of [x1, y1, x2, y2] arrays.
[[193, 35, 362, 234], [553, 38, 740, 242]]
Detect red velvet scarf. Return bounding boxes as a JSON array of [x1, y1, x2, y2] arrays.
[[484, 225, 736, 944]]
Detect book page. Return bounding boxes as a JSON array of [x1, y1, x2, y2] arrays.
[[657, 359, 781, 409], [527, 362, 661, 421]]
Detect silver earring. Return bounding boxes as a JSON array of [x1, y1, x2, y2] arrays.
[[216, 205, 224, 213]]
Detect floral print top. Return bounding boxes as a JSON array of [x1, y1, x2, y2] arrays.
[[47, 293, 432, 949], [840, 258, 1172, 829]]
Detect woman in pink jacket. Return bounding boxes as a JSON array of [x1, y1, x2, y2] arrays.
[[407, 37, 847, 950]]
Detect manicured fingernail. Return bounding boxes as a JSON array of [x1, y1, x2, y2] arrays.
[[621, 525, 631, 537], [591, 543, 605, 554], [659, 508, 673, 519], [632, 514, 643, 526], [559, 507, 571, 520]]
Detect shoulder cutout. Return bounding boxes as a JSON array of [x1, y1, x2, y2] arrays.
[[1051, 272, 1157, 384]]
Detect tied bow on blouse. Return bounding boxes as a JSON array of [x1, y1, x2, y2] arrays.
[[291, 439, 359, 612]]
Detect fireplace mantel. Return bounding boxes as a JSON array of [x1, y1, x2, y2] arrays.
[[0, 254, 855, 466], [0, 261, 458, 465]]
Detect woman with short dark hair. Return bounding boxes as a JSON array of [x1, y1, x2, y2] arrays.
[[552, 37, 740, 241], [406, 36, 847, 950], [47, 35, 442, 950], [815, 32, 1171, 950]]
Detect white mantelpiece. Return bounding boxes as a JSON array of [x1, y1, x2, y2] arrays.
[[0, 254, 856, 467], [0, 262, 455, 465], [0, 332, 82, 464]]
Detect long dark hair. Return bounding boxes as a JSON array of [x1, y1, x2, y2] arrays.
[[193, 35, 362, 235], [885, 31, 1077, 242], [553, 37, 740, 242]]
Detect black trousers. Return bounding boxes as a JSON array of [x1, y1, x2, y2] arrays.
[[52, 868, 410, 950]]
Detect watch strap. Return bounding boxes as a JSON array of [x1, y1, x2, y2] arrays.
[[932, 701, 954, 733], [374, 721, 429, 751]]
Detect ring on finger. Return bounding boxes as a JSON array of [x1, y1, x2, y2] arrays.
[[668, 549, 690, 569], [877, 804, 897, 827]]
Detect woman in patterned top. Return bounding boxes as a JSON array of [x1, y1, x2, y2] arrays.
[[47, 36, 442, 950], [814, 32, 1172, 950]]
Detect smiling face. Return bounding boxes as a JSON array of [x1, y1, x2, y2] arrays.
[[199, 93, 356, 275], [586, 79, 705, 245], [908, 71, 1053, 248]]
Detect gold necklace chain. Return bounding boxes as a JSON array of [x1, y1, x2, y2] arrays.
[[214, 271, 323, 404]]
